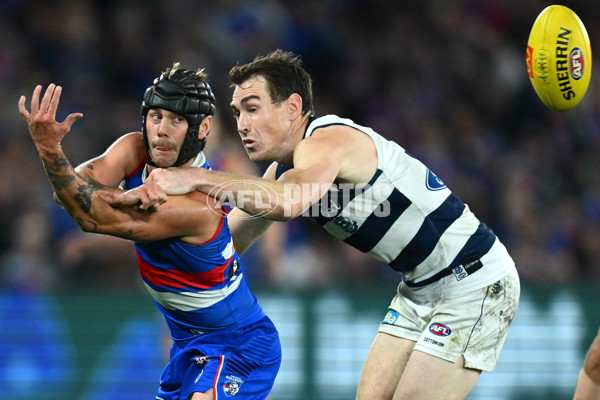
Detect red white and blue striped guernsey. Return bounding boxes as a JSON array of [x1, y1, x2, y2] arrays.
[[124, 153, 266, 342]]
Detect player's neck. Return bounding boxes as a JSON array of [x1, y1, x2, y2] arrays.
[[277, 116, 310, 167]]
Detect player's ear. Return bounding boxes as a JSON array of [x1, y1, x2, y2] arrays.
[[286, 93, 303, 121], [198, 115, 212, 140]]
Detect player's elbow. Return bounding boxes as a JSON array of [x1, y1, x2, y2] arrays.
[[73, 215, 100, 234]]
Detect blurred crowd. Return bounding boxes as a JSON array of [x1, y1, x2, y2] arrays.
[[1, 0, 600, 296]]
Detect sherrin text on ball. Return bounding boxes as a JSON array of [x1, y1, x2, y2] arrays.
[[526, 5, 592, 111]]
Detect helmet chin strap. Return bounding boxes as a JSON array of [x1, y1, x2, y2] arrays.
[[143, 123, 208, 168]]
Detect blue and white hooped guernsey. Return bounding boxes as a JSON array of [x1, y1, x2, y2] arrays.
[[277, 115, 514, 295], [124, 153, 265, 342]]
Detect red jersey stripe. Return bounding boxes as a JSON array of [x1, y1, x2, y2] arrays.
[[126, 157, 147, 180], [137, 252, 231, 290]]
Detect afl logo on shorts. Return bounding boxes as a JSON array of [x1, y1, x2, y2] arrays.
[[429, 322, 451, 337]]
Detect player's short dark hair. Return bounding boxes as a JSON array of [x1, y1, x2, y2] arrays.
[[229, 50, 314, 116]]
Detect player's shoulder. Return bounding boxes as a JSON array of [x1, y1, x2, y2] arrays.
[[114, 132, 144, 148], [302, 116, 371, 155], [104, 132, 145, 159], [109, 132, 146, 170], [308, 115, 368, 140]]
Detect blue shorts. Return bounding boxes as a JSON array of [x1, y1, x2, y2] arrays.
[[156, 316, 281, 400]]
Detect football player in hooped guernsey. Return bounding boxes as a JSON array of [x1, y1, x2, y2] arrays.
[[143, 50, 521, 400], [18, 65, 281, 400]]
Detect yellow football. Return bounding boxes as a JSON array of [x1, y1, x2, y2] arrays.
[[526, 5, 592, 111]]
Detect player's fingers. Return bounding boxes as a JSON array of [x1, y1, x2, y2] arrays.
[[30, 85, 42, 115], [140, 181, 167, 211], [18, 96, 30, 120], [38, 83, 56, 116], [65, 113, 84, 128], [135, 186, 152, 210], [146, 180, 168, 204], [48, 85, 61, 119]]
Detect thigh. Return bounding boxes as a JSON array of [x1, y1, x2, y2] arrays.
[[189, 389, 213, 400], [357, 333, 416, 400], [394, 351, 480, 400]]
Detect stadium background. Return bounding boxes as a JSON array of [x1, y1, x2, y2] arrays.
[[1, 0, 600, 399]]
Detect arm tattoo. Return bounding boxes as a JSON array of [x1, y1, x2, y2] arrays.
[[118, 229, 151, 241], [42, 151, 103, 215], [47, 171, 76, 190], [82, 175, 106, 188], [76, 217, 98, 232], [43, 152, 75, 189], [72, 182, 99, 214], [44, 152, 71, 174], [40, 149, 150, 240]]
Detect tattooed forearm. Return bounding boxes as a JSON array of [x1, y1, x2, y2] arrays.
[[118, 229, 151, 241], [72, 182, 99, 213], [42, 151, 71, 174], [47, 171, 76, 190], [73, 193, 92, 214], [75, 217, 98, 232], [42, 152, 76, 190], [82, 175, 106, 188]]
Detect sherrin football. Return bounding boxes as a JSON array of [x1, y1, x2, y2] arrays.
[[526, 5, 592, 111]]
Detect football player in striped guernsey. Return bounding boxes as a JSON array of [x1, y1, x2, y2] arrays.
[[18, 65, 281, 400], [144, 50, 521, 400]]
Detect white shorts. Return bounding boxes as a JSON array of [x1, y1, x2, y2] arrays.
[[378, 266, 520, 372]]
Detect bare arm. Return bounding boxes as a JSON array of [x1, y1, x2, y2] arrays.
[[148, 125, 374, 220], [75, 132, 147, 187], [19, 84, 214, 242], [227, 162, 279, 255], [53, 132, 149, 207]]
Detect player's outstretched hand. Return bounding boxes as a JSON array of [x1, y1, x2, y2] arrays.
[[18, 84, 83, 150]]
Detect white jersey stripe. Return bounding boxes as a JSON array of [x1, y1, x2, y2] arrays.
[[144, 273, 243, 312]]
